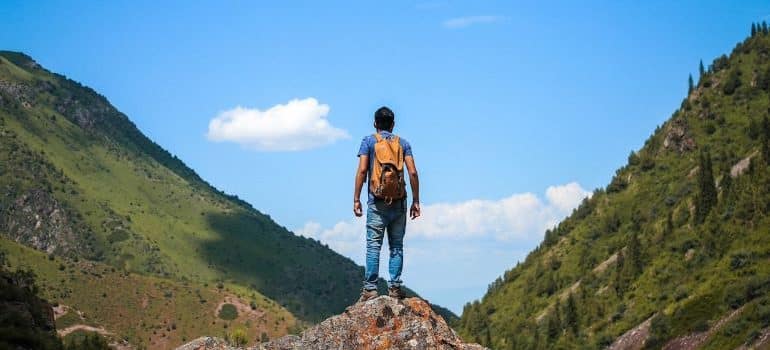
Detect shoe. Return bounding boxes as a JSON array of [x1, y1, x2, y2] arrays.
[[388, 286, 406, 299], [358, 288, 378, 303]]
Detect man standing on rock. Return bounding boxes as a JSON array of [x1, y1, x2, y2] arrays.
[[353, 106, 421, 302]]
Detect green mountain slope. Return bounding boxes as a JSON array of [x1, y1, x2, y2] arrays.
[[0, 50, 456, 335], [457, 27, 770, 349], [0, 50, 360, 323], [0, 236, 296, 349]]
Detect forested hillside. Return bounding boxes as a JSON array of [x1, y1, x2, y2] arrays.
[[458, 24, 770, 349]]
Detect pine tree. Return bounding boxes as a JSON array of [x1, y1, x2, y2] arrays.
[[626, 232, 643, 274], [763, 21, 769, 35], [762, 116, 770, 165], [752, 22, 757, 36], [564, 294, 579, 335], [695, 150, 717, 224], [699, 60, 705, 78], [614, 250, 626, 296], [547, 299, 562, 341], [688, 74, 694, 94]]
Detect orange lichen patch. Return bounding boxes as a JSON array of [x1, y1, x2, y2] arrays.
[[406, 297, 433, 319]]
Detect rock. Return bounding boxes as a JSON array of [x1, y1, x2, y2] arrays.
[[663, 118, 696, 153], [176, 337, 235, 350], [177, 297, 486, 350], [0, 189, 83, 255], [0, 80, 34, 107], [730, 151, 757, 178], [607, 315, 654, 350]]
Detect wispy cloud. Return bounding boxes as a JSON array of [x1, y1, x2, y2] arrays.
[[442, 15, 506, 29], [206, 98, 349, 151]]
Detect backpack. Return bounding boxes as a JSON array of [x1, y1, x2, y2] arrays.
[[370, 133, 406, 204]]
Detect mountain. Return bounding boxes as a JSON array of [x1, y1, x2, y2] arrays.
[[457, 26, 770, 349], [177, 296, 485, 350], [0, 51, 455, 348]]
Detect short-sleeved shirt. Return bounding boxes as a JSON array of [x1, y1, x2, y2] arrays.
[[358, 130, 413, 205]]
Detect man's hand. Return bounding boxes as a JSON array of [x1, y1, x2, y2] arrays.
[[410, 201, 421, 220], [354, 200, 363, 217]]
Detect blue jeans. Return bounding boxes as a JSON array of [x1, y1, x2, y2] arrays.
[[363, 200, 406, 291]]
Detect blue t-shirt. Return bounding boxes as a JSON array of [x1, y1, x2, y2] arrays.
[[357, 131, 413, 204]]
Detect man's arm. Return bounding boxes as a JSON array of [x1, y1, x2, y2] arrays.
[[404, 155, 421, 219], [353, 155, 369, 217]]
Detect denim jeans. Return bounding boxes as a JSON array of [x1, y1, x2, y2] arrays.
[[363, 199, 406, 291]]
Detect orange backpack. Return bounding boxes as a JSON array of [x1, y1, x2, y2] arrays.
[[370, 133, 406, 204]]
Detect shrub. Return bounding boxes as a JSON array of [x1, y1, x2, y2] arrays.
[[218, 304, 238, 320]]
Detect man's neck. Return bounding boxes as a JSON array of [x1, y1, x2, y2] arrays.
[[376, 129, 393, 133]]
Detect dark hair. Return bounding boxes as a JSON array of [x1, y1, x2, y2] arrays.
[[374, 106, 395, 130]]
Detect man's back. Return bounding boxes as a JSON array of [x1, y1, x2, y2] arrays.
[[357, 130, 412, 205], [352, 106, 420, 302]]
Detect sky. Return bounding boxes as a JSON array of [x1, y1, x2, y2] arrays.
[[2, 1, 769, 314]]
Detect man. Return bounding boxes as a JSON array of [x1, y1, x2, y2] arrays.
[[354, 106, 420, 302]]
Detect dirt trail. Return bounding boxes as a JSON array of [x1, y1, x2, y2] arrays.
[[57, 324, 113, 337]]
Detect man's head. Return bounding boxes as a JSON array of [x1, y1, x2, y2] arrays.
[[374, 106, 395, 131]]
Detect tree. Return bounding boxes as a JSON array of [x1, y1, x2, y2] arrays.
[[695, 150, 717, 224], [688, 74, 694, 94], [762, 116, 770, 165], [626, 232, 643, 274], [752, 22, 757, 36], [763, 21, 769, 34], [564, 294, 579, 335], [699, 60, 705, 78], [614, 250, 626, 296], [722, 69, 741, 95], [547, 299, 562, 341]]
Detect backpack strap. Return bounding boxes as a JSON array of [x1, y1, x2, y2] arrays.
[[373, 133, 383, 142]]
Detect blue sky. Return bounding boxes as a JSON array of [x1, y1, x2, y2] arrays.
[[2, 1, 769, 314]]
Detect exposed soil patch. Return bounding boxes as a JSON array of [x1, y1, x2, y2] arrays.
[[58, 324, 113, 337]]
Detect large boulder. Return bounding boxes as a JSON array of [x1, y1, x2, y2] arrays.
[[178, 296, 486, 350]]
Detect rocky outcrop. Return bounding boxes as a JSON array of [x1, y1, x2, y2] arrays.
[[1, 189, 82, 255], [607, 316, 653, 350], [663, 118, 696, 153], [178, 297, 486, 350]]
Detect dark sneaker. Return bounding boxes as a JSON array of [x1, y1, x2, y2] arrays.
[[358, 288, 378, 303], [388, 286, 406, 299]]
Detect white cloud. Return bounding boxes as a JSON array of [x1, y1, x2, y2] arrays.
[[295, 182, 591, 259], [206, 97, 349, 151], [546, 182, 592, 213], [442, 15, 506, 29]]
